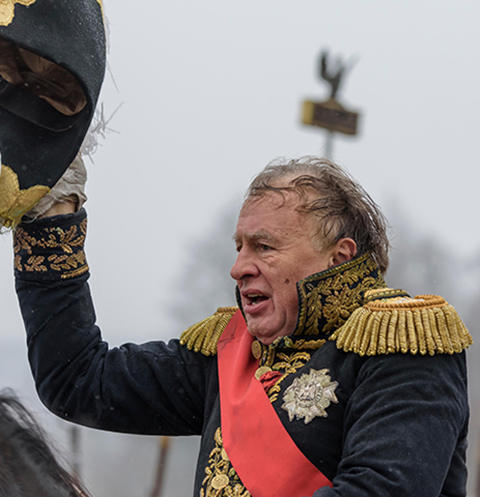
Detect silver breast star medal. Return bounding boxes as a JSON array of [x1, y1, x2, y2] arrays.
[[281, 369, 338, 424]]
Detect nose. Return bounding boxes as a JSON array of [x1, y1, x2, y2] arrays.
[[230, 248, 259, 282]]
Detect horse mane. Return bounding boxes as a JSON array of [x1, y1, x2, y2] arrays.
[[0, 390, 90, 497]]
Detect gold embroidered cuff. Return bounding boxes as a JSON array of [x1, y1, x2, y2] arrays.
[[13, 209, 89, 281]]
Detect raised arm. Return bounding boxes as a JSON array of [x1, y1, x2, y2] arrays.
[[14, 209, 214, 436]]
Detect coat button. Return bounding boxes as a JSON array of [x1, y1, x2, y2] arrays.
[[251, 340, 263, 359], [212, 474, 230, 490], [255, 365, 272, 380]]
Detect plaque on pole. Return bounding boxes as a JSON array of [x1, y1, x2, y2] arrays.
[[302, 98, 358, 135], [301, 50, 361, 155]]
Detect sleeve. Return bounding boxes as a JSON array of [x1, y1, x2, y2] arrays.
[[14, 209, 213, 436], [313, 351, 469, 497]]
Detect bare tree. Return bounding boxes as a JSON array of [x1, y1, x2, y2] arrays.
[[386, 204, 480, 495], [170, 203, 240, 330]]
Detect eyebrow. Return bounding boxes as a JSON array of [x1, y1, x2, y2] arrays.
[[232, 230, 277, 245]]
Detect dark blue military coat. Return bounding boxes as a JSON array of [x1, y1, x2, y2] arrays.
[[14, 209, 471, 496]]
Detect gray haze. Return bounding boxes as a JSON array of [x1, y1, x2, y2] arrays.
[[0, 0, 479, 495]]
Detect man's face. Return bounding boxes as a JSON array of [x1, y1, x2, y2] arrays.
[[231, 192, 335, 344]]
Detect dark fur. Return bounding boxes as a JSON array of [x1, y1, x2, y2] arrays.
[[0, 390, 89, 497]]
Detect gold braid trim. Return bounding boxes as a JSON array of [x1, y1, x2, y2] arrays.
[[0, 0, 37, 27], [330, 294, 473, 356], [0, 165, 49, 230], [283, 337, 326, 350], [179, 307, 238, 356]]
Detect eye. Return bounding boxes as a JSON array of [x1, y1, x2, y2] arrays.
[[259, 244, 271, 251]]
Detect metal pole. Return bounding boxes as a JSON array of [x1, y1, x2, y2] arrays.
[[476, 428, 480, 497], [70, 424, 81, 482], [149, 436, 171, 497], [324, 130, 334, 159]]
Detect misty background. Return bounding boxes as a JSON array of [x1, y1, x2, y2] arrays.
[[1, 0, 479, 495]]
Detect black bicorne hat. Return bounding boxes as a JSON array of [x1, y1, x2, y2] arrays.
[[0, 0, 106, 228]]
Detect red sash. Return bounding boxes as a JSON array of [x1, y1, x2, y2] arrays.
[[217, 311, 333, 497]]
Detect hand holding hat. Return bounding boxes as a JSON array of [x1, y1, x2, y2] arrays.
[[25, 154, 87, 220], [0, 0, 106, 230]]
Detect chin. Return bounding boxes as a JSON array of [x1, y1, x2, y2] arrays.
[[246, 315, 295, 344], [247, 325, 285, 345], [246, 323, 272, 344], [255, 335, 277, 345]]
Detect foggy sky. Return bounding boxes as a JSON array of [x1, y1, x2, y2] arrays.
[[1, 0, 479, 361], [0, 2, 479, 494]]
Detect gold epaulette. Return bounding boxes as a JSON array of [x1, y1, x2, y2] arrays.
[[330, 292, 473, 356], [179, 307, 238, 356]]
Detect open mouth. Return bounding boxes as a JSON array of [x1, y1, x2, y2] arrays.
[[245, 293, 268, 306]]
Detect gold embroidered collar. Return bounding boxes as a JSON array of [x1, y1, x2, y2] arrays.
[[293, 253, 388, 338], [236, 253, 390, 343], [181, 254, 472, 358]]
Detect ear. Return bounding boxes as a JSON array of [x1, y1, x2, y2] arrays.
[[330, 238, 357, 267]]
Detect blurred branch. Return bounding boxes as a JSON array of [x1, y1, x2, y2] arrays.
[[149, 437, 171, 497]]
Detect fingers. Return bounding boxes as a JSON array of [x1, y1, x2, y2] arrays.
[[25, 154, 87, 220]]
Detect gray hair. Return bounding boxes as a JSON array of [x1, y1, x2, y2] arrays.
[[245, 156, 390, 274]]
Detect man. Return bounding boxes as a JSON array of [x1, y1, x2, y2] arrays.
[[12, 156, 471, 497], [0, 2, 472, 494]]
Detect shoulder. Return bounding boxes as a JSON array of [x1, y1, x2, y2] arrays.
[[179, 306, 238, 356], [330, 288, 473, 357]]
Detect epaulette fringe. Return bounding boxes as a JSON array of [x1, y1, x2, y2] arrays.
[[179, 307, 238, 356], [330, 295, 473, 356]]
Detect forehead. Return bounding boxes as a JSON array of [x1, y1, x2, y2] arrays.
[[235, 192, 312, 240]]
